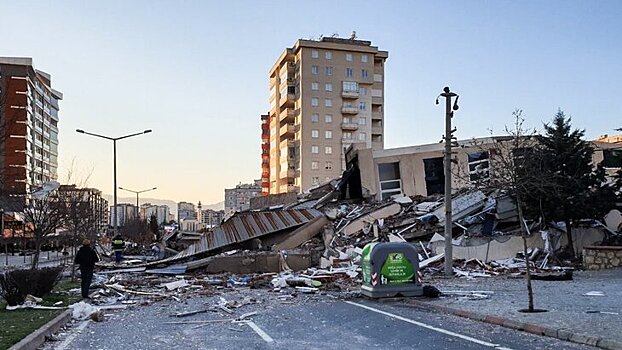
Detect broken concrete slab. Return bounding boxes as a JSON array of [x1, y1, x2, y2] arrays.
[[432, 191, 487, 223], [271, 216, 329, 251], [342, 203, 401, 237]]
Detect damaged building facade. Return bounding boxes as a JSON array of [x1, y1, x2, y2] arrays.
[[345, 136, 622, 201]]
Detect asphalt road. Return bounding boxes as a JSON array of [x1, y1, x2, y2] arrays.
[[44, 291, 594, 350]]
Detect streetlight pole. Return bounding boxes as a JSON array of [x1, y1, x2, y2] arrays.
[[436, 86, 459, 277], [76, 129, 152, 237], [118, 187, 157, 220]]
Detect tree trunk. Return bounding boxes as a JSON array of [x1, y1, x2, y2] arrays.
[[522, 235, 534, 312], [71, 229, 77, 281], [517, 198, 535, 312], [565, 218, 575, 258], [31, 241, 41, 270]]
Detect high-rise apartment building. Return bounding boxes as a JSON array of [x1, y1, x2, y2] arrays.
[[177, 201, 196, 221], [140, 203, 170, 225], [267, 35, 388, 194], [260, 114, 270, 196], [224, 180, 262, 214], [58, 185, 109, 235], [0, 57, 61, 199]]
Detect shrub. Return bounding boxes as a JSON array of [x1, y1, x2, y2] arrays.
[[0, 267, 63, 306]]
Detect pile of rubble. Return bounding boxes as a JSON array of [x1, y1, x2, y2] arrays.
[[92, 186, 622, 301]]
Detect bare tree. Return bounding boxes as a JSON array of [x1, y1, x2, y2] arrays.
[[22, 191, 64, 269], [454, 110, 552, 312]]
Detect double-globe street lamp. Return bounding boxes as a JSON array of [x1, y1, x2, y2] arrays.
[[118, 186, 157, 220], [76, 129, 152, 236]]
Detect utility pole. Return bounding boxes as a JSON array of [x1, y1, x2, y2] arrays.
[[437, 86, 459, 277]]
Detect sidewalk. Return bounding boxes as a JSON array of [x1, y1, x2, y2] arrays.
[[0, 252, 73, 270], [410, 267, 622, 349]]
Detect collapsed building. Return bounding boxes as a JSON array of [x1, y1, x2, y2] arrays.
[[102, 136, 621, 280]]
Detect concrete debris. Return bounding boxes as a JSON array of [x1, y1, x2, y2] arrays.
[[584, 291, 606, 297], [70, 301, 101, 321]]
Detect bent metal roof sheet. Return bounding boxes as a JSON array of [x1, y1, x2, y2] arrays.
[[153, 209, 323, 265]]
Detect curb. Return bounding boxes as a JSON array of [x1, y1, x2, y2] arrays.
[[404, 299, 622, 350], [8, 309, 72, 350]]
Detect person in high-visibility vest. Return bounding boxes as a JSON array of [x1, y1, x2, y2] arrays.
[[112, 234, 125, 263]]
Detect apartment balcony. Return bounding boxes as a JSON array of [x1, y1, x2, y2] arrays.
[[372, 111, 383, 120], [341, 106, 359, 115], [341, 90, 359, 99], [279, 184, 299, 193], [279, 168, 296, 179], [341, 122, 359, 131], [372, 125, 383, 135], [279, 108, 295, 123], [279, 138, 297, 150], [372, 96, 383, 105], [279, 123, 295, 137], [279, 93, 295, 108]]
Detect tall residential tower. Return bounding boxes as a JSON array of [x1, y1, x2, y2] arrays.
[[267, 35, 388, 194], [0, 57, 61, 199]]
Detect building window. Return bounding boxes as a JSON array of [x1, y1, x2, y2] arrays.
[[359, 101, 366, 111], [325, 98, 332, 107], [343, 116, 351, 124], [359, 117, 366, 125], [312, 50, 319, 58], [378, 162, 402, 200], [362, 69, 369, 79], [325, 114, 333, 123], [343, 131, 352, 139], [360, 87, 367, 95], [311, 65, 319, 75], [311, 161, 319, 170], [325, 67, 333, 76], [325, 146, 332, 154], [325, 83, 332, 92], [346, 53, 352, 61], [311, 113, 319, 123], [311, 82, 319, 91], [346, 67, 353, 77], [312, 177, 320, 185], [468, 151, 490, 181], [358, 132, 366, 141], [325, 130, 332, 139], [325, 51, 332, 60], [311, 129, 319, 138], [311, 97, 319, 107], [311, 146, 319, 154], [325, 161, 333, 170], [343, 81, 358, 92], [361, 54, 368, 63]]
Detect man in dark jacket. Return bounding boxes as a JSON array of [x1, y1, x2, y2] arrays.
[[74, 239, 99, 299]]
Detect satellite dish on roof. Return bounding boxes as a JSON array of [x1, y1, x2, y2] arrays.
[[31, 181, 60, 200]]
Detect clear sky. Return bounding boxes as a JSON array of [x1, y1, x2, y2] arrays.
[[1, 1, 620, 205]]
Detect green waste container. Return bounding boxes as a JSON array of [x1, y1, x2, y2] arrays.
[[361, 242, 423, 298]]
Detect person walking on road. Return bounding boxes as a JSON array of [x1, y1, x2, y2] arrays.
[[74, 239, 99, 299], [112, 234, 125, 263]]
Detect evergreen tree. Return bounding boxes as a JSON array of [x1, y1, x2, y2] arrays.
[[534, 110, 606, 257]]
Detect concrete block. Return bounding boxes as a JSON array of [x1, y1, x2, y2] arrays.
[[501, 319, 524, 330], [557, 329, 574, 341], [569, 332, 599, 346], [596, 338, 622, 350]]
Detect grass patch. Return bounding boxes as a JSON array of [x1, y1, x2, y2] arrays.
[[0, 278, 81, 349]]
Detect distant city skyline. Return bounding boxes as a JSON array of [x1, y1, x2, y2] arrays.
[[1, 1, 620, 204]]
